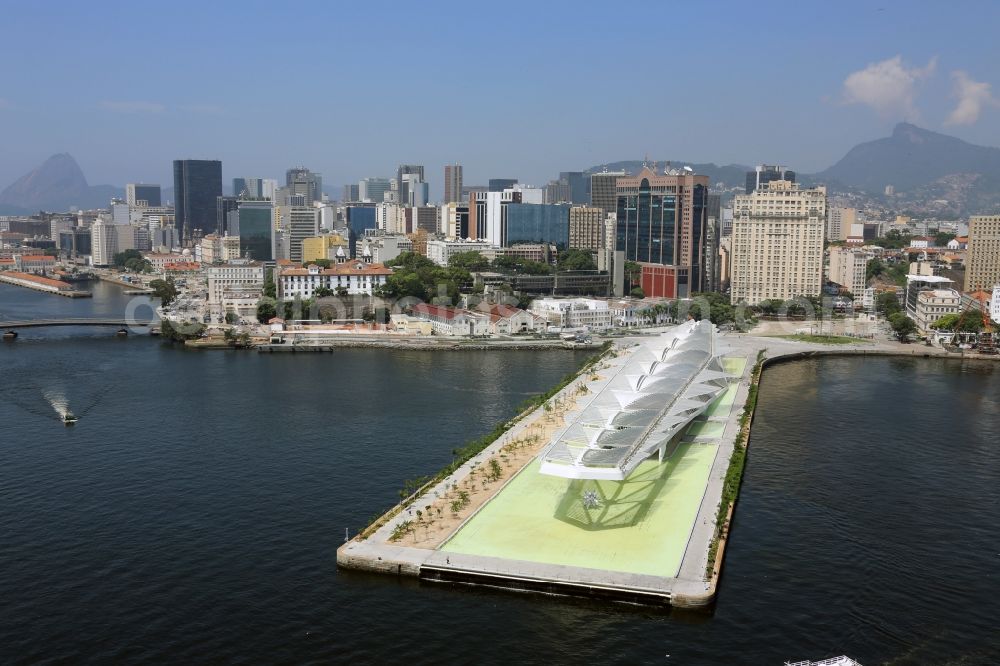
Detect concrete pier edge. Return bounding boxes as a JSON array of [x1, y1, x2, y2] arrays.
[[338, 333, 1000, 608]]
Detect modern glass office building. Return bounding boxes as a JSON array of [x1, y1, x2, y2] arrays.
[[505, 203, 570, 249], [235, 200, 274, 262], [488, 178, 518, 192], [173, 159, 222, 238], [346, 206, 377, 257], [615, 166, 709, 296]]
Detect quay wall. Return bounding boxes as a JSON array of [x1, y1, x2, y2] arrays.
[[0, 273, 91, 298]]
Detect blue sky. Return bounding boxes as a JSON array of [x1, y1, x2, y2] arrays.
[[1, 0, 999, 196]]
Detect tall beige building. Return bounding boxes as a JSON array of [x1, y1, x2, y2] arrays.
[[965, 215, 1000, 292], [827, 246, 867, 296], [827, 207, 857, 241], [568, 206, 605, 253], [730, 180, 826, 304]]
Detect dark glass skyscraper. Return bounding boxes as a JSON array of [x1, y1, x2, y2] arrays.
[[345, 206, 377, 257], [488, 178, 518, 192], [505, 203, 570, 248], [559, 172, 589, 204], [745, 164, 795, 194], [615, 166, 709, 296], [173, 159, 222, 239], [235, 200, 274, 261], [216, 196, 239, 235]]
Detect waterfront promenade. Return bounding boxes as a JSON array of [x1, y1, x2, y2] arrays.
[[338, 329, 968, 607]]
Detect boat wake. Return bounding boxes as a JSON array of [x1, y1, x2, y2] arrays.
[[43, 388, 71, 420]]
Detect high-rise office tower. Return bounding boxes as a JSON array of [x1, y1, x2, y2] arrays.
[[233, 177, 263, 199], [488, 178, 517, 192], [745, 164, 795, 194], [615, 166, 709, 298], [235, 199, 274, 261], [396, 164, 425, 205], [444, 164, 463, 204], [359, 177, 392, 203], [468, 190, 522, 245], [346, 205, 377, 257], [126, 183, 161, 207], [173, 159, 223, 239], [285, 167, 322, 205], [729, 180, 826, 304], [402, 173, 429, 206], [545, 179, 571, 204], [342, 184, 360, 202], [216, 196, 239, 235], [505, 203, 570, 249], [559, 172, 588, 204], [286, 206, 319, 263], [965, 215, 1000, 292], [590, 169, 627, 217]]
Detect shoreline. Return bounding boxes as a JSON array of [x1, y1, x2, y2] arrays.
[[337, 332, 1000, 609]]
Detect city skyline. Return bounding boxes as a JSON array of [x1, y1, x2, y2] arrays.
[[2, 1, 1000, 194]]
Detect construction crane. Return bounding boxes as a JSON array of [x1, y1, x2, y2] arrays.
[[976, 291, 996, 354], [951, 291, 996, 353]]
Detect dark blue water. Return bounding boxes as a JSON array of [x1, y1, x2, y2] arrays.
[[2, 283, 998, 664]]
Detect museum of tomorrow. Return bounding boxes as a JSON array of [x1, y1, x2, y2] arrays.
[[540, 319, 732, 481]]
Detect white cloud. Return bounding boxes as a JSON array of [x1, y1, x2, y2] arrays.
[[99, 100, 165, 113], [945, 70, 998, 126], [841, 55, 937, 119]]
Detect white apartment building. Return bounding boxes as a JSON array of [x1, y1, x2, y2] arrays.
[[530, 298, 612, 330], [376, 203, 403, 234], [91, 219, 117, 267], [426, 239, 494, 267], [729, 181, 826, 305], [278, 261, 392, 299], [913, 289, 962, 334], [827, 246, 868, 297], [207, 261, 265, 305]]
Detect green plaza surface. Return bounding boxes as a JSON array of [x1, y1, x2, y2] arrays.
[[441, 356, 748, 578]]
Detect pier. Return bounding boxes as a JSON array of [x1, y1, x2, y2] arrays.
[[0, 272, 92, 297], [337, 330, 984, 608]]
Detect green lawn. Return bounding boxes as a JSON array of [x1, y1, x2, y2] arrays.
[[441, 447, 718, 577], [440, 356, 750, 577]]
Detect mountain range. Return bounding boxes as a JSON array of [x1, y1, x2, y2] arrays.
[[0, 153, 122, 214], [4, 123, 1000, 216]]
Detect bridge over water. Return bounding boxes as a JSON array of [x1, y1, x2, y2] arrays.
[[1, 318, 157, 329]]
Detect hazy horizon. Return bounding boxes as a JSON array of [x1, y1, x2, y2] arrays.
[[2, 0, 999, 195]]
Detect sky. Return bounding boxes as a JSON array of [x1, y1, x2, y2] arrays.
[[1, 0, 999, 197]]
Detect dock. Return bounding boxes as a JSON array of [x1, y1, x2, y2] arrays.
[[0, 272, 91, 298]]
